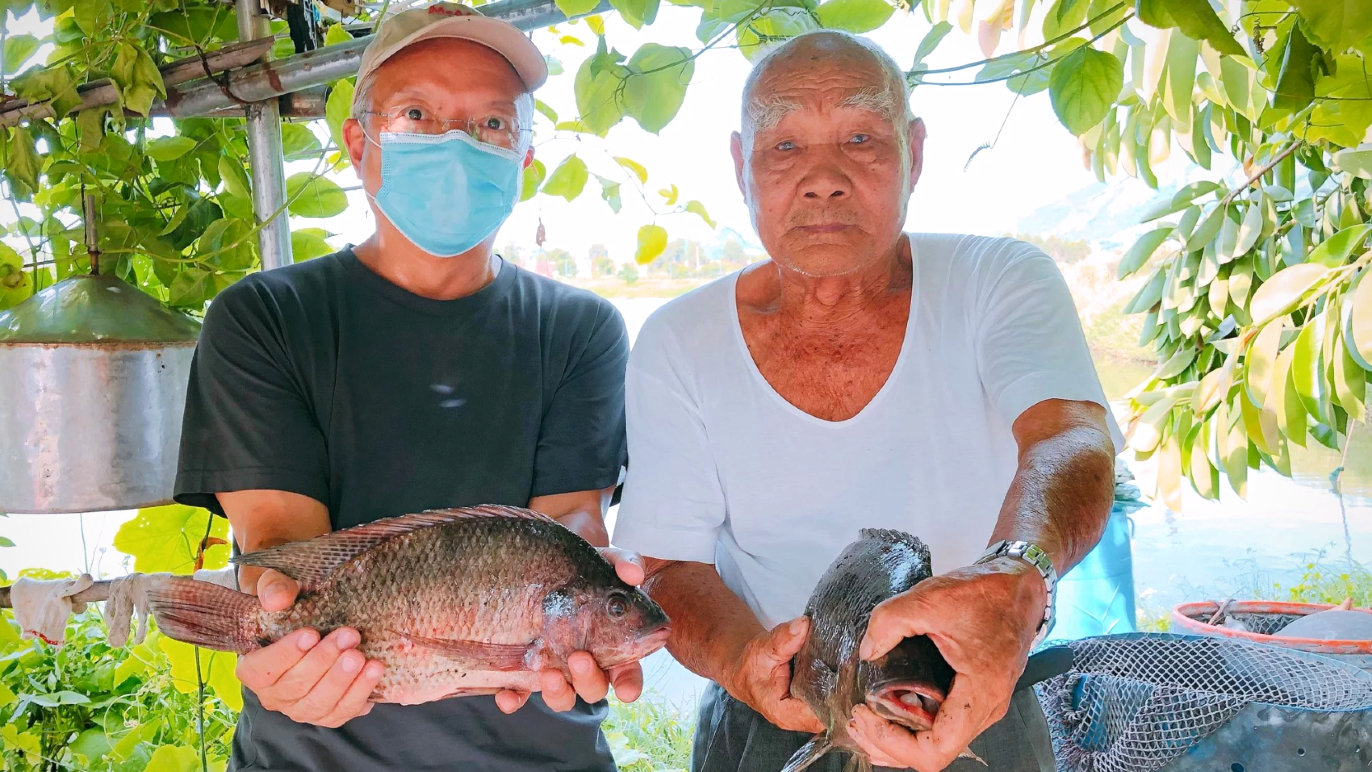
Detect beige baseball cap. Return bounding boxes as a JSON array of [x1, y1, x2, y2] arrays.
[[355, 2, 548, 95]]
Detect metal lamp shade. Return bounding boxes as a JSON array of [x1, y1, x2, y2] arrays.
[[0, 275, 201, 513]]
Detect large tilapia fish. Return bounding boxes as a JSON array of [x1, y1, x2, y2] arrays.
[[784, 529, 976, 772], [146, 505, 671, 705]]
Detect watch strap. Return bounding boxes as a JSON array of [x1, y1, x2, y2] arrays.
[[975, 540, 1058, 646]]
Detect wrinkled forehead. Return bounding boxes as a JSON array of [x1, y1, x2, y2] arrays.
[[746, 55, 897, 128]]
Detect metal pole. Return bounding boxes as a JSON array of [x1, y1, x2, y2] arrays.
[[238, 0, 293, 270], [156, 0, 611, 117]]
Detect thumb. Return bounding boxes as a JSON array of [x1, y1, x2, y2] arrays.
[[860, 593, 925, 661], [765, 617, 810, 663], [256, 570, 299, 612]]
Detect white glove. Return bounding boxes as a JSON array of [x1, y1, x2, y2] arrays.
[[10, 574, 94, 646]]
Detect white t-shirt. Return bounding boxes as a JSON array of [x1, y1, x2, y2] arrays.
[[612, 234, 1125, 629]]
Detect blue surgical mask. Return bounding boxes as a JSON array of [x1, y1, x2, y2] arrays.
[[368, 130, 523, 257]]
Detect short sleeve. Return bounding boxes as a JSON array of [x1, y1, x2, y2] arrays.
[[612, 322, 726, 563], [973, 244, 1126, 452], [174, 281, 330, 515], [529, 302, 630, 498]]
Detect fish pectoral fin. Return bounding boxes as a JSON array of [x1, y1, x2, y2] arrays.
[[780, 734, 833, 772], [957, 746, 988, 767], [407, 634, 532, 671]]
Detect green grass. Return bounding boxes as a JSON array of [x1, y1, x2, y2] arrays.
[[605, 697, 696, 772]]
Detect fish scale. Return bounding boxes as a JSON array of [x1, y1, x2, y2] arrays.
[[145, 505, 671, 706]]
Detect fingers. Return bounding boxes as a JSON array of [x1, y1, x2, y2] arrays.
[[860, 591, 929, 661], [540, 670, 578, 712], [601, 548, 646, 586], [765, 617, 811, 664], [772, 696, 824, 734], [608, 662, 643, 704], [316, 661, 384, 728], [850, 705, 939, 772], [495, 689, 531, 714], [288, 647, 368, 723], [257, 569, 301, 613], [236, 628, 319, 693], [264, 628, 361, 707], [928, 676, 1007, 763]]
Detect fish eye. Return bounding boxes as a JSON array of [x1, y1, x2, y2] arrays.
[[607, 592, 630, 619]]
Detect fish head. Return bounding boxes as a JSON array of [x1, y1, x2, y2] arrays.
[[861, 634, 955, 735], [542, 581, 671, 669]]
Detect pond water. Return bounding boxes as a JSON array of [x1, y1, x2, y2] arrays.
[[4, 297, 1372, 712]]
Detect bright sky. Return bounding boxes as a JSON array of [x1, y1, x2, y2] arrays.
[[316, 7, 1120, 260]]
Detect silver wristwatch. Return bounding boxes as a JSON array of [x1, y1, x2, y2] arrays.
[[974, 540, 1058, 647]]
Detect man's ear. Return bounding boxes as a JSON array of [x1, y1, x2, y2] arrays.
[[523, 146, 535, 170], [907, 117, 927, 189], [730, 131, 746, 197], [343, 117, 367, 172]]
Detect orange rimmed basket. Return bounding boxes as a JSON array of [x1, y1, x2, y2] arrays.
[[1172, 600, 1372, 667]]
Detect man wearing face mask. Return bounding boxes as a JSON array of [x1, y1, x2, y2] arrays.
[[172, 5, 640, 771]]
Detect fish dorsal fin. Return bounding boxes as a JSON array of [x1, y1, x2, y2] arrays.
[[858, 528, 930, 563], [233, 505, 557, 591]]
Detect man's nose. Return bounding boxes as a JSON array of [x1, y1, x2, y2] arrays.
[[799, 157, 852, 200]]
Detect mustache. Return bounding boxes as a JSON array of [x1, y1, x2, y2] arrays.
[[788, 211, 861, 228]]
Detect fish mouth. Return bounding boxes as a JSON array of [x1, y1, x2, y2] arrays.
[[598, 625, 672, 669], [866, 682, 945, 733]]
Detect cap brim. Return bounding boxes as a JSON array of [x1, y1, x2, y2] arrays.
[[370, 17, 548, 91]]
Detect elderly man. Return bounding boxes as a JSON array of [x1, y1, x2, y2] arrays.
[[613, 31, 1123, 772], [173, 5, 641, 771]]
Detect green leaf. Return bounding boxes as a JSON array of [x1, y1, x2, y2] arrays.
[[1125, 265, 1167, 312], [1246, 321, 1284, 412], [597, 175, 623, 213], [1119, 227, 1173, 278], [543, 155, 589, 201], [1154, 347, 1197, 379], [1140, 181, 1223, 221], [610, 0, 662, 27], [1185, 204, 1226, 252], [1129, 395, 1177, 452], [146, 136, 197, 162], [281, 123, 322, 160], [1308, 224, 1372, 267], [324, 23, 353, 47], [636, 223, 668, 264], [1163, 32, 1198, 132], [556, 0, 601, 16], [3, 34, 40, 74], [816, 0, 895, 32], [914, 21, 954, 66], [685, 200, 716, 229], [1049, 47, 1124, 135], [1234, 200, 1263, 258], [534, 99, 559, 124], [1044, 0, 1089, 40], [326, 79, 354, 153], [286, 173, 347, 218], [614, 156, 649, 184], [1156, 0, 1245, 56], [1349, 269, 1372, 371], [113, 504, 230, 574], [291, 230, 333, 262], [1287, 0, 1372, 54], [1293, 317, 1322, 416], [1336, 332, 1367, 421], [623, 44, 695, 134], [1334, 148, 1372, 179], [159, 635, 242, 710], [68, 728, 112, 764], [521, 158, 546, 202], [573, 42, 627, 136], [4, 125, 41, 201], [1248, 263, 1329, 326], [1273, 23, 1321, 112], [1136, 0, 1174, 29], [218, 155, 251, 199], [142, 744, 200, 772]]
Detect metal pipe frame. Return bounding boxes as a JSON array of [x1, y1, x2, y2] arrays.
[[238, 0, 294, 270]]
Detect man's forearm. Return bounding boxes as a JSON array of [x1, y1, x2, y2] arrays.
[[990, 401, 1116, 574], [643, 559, 764, 690]]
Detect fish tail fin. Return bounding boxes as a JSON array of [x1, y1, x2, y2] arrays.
[[780, 735, 834, 772], [146, 575, 260, 654]]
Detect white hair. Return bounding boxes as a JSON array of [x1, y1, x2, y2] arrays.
[[740, 30, 914, 147]]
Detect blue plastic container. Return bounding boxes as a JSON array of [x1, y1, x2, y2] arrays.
[[1046, 470, 1143, 642]]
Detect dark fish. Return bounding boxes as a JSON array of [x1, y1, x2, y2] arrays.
[[146, 505, 671, 705], [784, 529, 979, 772]]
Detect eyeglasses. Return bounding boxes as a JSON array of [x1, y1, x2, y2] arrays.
[[362, 108, 529, 151]]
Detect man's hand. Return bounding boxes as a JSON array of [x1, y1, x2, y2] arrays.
[[721, 617, 823, 734], [495, 548, 648, 714], [234, 569, 386, 728], [847, 558, 1046, 771]]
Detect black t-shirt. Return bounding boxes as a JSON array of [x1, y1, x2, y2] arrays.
[[174, 248, 629, 772]]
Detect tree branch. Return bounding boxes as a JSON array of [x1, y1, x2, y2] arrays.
[[1221, 142, 1301, 206]]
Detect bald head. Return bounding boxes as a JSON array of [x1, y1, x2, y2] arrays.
[[740, 31, 913, 148]]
